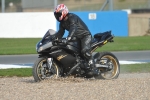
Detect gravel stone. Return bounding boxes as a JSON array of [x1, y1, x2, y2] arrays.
[[0, 73, 150, 100]]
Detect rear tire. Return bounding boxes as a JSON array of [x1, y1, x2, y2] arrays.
[[32, 57, 60, 82], [93, 52, 120, 79]]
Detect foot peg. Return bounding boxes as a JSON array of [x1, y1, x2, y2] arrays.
[[66, 63, 80, 76], [86, 67, 100, 76]]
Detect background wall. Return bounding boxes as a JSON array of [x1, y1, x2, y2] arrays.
[[0, 12, 56, 38], [57, 11, 128, 37], [0, 11, 128, 38]]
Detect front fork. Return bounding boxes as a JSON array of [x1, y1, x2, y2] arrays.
[[47, 58, 53, 70]]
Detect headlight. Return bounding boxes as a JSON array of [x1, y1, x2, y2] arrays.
[[36, 42, 38, 51], [36, 42, 42, 52]]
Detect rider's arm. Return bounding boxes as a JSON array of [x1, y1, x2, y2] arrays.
[[56, 23, 65, 39], [68, 16, 77, 39]]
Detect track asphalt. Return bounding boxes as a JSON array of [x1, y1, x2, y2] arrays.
[[0, 51, 150, 69]]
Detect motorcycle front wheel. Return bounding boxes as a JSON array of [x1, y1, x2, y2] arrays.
[[93, 52, 120, 79], [32, 57, 60, 82]]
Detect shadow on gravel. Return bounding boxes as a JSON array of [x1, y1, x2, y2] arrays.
[[21, 76, 100, 84]]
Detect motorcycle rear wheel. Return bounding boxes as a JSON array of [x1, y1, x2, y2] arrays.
[[32, 57, 60, 82], [94, 52, 120, 79]]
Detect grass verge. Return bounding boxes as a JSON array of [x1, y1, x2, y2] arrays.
[[121, 63, 150, 73], [0, 36, 150, 55], [96, 36, 150, 52], [0, 63, 150, 77], [0, 38, 41, 55], [0, 68, 32, 77]]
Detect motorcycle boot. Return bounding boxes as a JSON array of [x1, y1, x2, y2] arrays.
[[87, 59, 100, 76], [84, 52, 100, 76]]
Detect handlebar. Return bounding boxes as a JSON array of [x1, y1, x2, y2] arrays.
[[52, 38, 68, 46], [52, 37, 78, 46]]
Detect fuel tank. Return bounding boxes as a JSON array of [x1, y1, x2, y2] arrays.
[[66, 41, 80, 53], [49, 49, 76, 68]]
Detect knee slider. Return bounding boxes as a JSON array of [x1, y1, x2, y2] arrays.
[[84, 51, 92, 59], [81, 48, 91, 59]]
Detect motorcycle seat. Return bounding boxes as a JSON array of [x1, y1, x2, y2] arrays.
[[94, 31, 111, 39]]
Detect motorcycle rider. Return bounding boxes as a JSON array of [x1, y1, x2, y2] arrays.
[[54, 4, 99, 76]]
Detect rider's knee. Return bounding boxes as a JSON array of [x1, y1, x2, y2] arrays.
[[81, 49, 91, 60]]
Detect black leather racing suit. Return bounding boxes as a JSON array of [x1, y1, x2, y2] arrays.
[[56, 13, 92, 62]]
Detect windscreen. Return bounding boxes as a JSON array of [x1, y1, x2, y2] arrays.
[[41, 29, 56, 44], [43, 29, 56, 38]]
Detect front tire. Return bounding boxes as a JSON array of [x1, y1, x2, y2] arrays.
[[32, 57, 60, 82], [93, 52, 120, 79]]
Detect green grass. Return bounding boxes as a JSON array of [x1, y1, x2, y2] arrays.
[[96, 36, 150, 52], [120, 63, 150, 73], [0, 36, 150, 55], [0, 63, 150, 77], [0, 68, 32, 77], [0, 38, 41, 55]]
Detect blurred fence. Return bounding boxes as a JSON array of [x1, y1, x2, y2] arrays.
[[0, 11, 128, 38], [1, 0, 150, 12], [129, 14, 150, 36]]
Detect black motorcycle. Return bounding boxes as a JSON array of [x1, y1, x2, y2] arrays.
[[32, 29, 120, 82]]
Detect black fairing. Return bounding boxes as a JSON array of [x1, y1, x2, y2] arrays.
[[36, 29, 81, 54], [36, 29, 81, 68], [49, 49, 76, 68]]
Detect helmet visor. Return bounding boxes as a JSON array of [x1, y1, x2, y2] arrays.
[[54, 12, 62, 22]]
